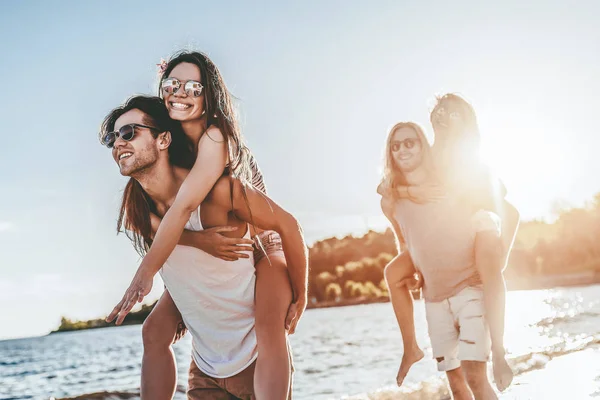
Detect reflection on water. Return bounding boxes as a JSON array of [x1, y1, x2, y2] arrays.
[[1, 285, 599, 400]]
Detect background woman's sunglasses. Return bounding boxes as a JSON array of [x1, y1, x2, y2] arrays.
[[161, 78, 204, 97], [101, 123, 159, 148], [433, 107, 461, 125], [391, 138, 420, 152]]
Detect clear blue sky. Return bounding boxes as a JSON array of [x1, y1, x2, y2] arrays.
[[1, 0, 599, 340]]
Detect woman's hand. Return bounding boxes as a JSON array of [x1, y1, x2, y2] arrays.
[[395, 270, 423, 291], [106, 269, 154, 325], [404, 184, 446, 204], [190, 226, 255, 261]]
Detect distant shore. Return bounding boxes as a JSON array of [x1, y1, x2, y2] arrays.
[[51, 270, 600, 335]]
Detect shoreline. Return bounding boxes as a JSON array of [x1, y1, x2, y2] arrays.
[[47, 272, 600, 336]]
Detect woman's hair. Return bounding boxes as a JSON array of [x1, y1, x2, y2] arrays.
[[158, 50, 252, 183], [380, 121, 433, 200], [430, 93, 481, 156], [99, 95, 195, 256]]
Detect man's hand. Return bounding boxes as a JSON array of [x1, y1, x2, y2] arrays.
[[106, 270, 153, 325], [193, 226, 254, 261], [285, 294, 307, 334]]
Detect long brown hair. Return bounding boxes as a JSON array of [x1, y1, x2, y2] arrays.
[[158, 51, 252, 184], [99, 96, 194, 256], [380, 121, 434, 200]]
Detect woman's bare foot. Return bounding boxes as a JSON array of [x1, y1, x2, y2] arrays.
[[396, 346, 424, 386], [492, 354, 513, 392]]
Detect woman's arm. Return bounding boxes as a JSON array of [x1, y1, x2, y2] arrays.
[[137, 127, 228, 275], [107, 127, 229, 325], [149, 213, 254, 261], [377, 181, 445, 204]]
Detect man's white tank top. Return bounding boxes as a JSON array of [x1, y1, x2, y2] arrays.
[[159, 206, 257, 378]]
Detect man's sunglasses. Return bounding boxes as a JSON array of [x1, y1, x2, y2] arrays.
[[101, 123, 159, 148], [161, 78, 204, 97], [391, 138, 420, 152]]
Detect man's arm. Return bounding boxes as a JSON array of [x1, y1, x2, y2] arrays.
[[149, 213, 253, 261]]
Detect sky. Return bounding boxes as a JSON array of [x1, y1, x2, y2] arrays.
[[1, 0, 599, 340]]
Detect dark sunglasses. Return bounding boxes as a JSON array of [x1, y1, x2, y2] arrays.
[[161, 77, 204, 97], [391, 138, 420, 152], [101, 123, 159, 148]]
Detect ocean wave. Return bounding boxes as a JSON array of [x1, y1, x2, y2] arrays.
[[341, 376, 451, 400], [535, 310, 600, 329], [348, 335, 600, 400]]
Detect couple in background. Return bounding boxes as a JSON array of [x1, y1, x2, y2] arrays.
[[380, 94, 519, 399], [100, 51, 308, 400]]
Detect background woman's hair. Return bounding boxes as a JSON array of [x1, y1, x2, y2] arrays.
[[158, 50, 253, 183], [380, 121, 433, 200], [99, 95, 195, 256], [431, 92, 481, 154]]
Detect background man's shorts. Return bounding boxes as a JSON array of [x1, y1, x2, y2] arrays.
[[424, 286, 491, 372]]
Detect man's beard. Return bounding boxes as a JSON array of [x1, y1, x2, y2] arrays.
[[120, 155, 156, 179]]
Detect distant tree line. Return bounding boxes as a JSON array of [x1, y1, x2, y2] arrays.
[[55, 193, 600, 331]]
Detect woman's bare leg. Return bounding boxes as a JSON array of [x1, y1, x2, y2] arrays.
[[384, 252, 424, 386], [141, 290, 182, 400], [254, 254, 293, 400]]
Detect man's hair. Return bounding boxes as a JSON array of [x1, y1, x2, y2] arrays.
[[158, 50, 253, 184], [100, 95, 194, 255], [380, 121, 434, 200]]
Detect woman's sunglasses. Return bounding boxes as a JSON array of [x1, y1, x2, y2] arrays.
[[391, 138, 420, 152], [433, 107, 461, 124], [101, 123, 159, 148], [161, 78, 204, 97]]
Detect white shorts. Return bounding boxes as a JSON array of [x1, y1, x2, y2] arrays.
[[425, 286, 491, 371]]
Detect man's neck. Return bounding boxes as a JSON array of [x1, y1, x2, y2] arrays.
[[404, 165, 430, 186], [134, 160, 184, 208]]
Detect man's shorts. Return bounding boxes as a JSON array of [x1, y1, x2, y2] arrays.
[[188, 341, 294, 399], [425, 286, 491, 372], [253, 230, 285, 265]]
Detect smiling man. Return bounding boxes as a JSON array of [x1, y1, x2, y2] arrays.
[[380, 121, 514, 400], [99, 95, 305, 399]]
